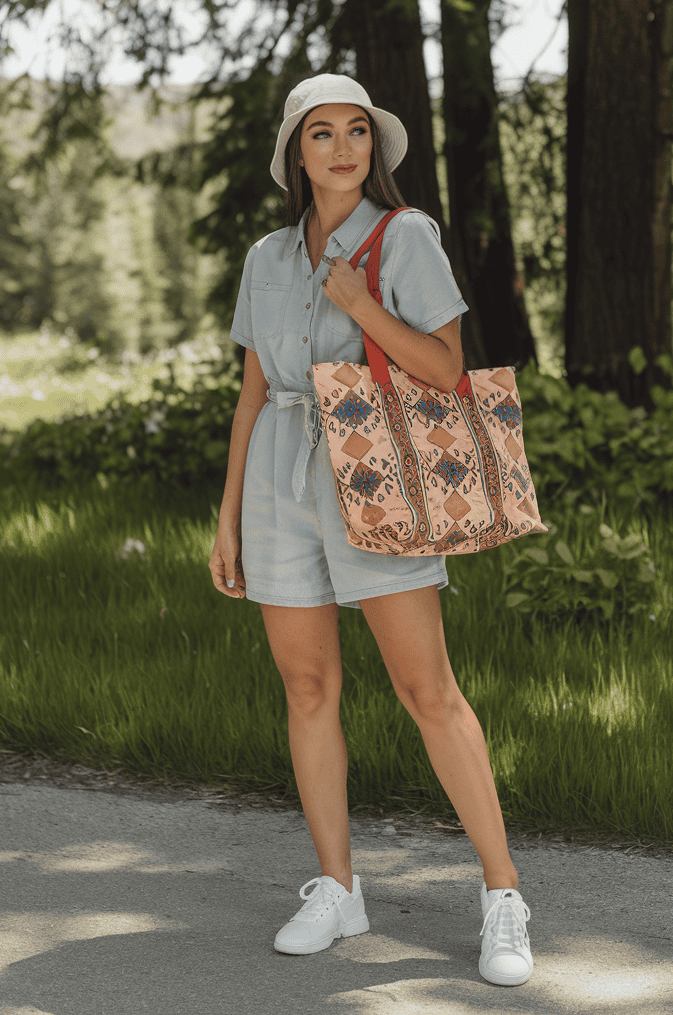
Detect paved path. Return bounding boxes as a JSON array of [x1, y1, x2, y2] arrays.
[[0, 782, 671, 1015]]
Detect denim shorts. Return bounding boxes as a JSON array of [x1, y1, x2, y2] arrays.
[[241, 426, 448, 610]]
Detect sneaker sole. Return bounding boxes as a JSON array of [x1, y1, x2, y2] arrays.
[[274, 914, 370, 955], [478, 956, 533, 986]]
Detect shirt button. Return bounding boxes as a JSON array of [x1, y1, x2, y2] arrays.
[[306, 370, 312, 380], [307, 275, 311, 280], [302, 336, 308, 343], [306, 302, 311, 309]]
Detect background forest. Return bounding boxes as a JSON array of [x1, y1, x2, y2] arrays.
[[0, 77, 224, 360], [0, 1, 672, 849], [0, 67, 567, 398]]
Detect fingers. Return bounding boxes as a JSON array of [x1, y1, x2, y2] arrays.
[[210, 548, 246, 599], [223, 555, 246, 598], [321, 255, 351, 291]]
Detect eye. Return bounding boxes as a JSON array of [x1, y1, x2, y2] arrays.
[[352, 127, 368, 136], [311, 130, 331, 139]]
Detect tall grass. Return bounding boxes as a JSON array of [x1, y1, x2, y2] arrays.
[[2, 475, 671, 848]]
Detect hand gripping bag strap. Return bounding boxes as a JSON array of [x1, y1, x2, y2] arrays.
[[348, 207, 410, 386]]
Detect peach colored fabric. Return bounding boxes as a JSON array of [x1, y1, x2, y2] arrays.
[[312, 360, 547, 555]]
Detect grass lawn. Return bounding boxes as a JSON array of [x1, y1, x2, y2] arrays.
[[2, 473, 671, 851], [2, 328, 671, 852]]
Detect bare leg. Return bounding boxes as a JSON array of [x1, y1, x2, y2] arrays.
[[359, 586, 518, 892], [260, 602, 353, 893]]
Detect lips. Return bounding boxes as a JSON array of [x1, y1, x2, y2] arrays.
[[330, 165, 357, 174]]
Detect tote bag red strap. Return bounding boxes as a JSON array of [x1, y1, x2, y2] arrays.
[[348, 206, 411, 386], [347, 207, 410, 270]]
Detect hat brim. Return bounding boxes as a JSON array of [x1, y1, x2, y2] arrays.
[[270, 99, 408, 190]]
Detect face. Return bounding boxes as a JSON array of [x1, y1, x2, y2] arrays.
[[299, 103, 373, 198]]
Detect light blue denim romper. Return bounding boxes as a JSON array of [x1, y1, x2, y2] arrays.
[[229, 197, 469, 609]]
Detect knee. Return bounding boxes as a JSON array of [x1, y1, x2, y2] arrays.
[[396, 676, 464, 724], [281, 669, 340, 718]]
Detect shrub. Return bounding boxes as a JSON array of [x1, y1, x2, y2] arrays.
[[1, 350, 672, 523], [517, 351, 673, 518], [0, 362, 241, 494], [501, 507, 658, 625]]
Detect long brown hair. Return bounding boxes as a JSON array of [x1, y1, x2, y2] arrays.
[[283, 109, 406, 227]]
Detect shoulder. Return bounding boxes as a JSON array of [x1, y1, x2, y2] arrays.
[[238, 225, 299, 293], [386, 208, 442, 245], [244, 224, 296, 266]]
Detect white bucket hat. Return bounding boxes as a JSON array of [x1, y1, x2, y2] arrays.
[[270, 73, 408, 190]]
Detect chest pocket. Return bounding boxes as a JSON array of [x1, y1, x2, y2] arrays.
[[250, 279, 293, 338]]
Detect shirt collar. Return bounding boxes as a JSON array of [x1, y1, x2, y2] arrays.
[[330, 197, 383, 256], [281, 197, 384, 261]]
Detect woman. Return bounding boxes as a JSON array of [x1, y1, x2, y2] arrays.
[[208, 73, 534, 987]]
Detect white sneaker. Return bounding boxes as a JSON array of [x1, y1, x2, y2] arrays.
[[274, 874, 369, 955], [479, 881, 534, 985]]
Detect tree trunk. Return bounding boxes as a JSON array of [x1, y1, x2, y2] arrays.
[[566, 0, 673, 407], [440, 0, 537, 371], [340, 0, 488, 368], [342, 0, 446, 226]]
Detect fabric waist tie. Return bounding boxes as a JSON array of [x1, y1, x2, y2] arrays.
[[267, 388, 322, 502]]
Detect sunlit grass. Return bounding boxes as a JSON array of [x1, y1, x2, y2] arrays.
[[0, 325, 236, 434], [1, 477, 671, 849]]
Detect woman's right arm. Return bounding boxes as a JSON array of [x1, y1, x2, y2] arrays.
[[209, 347, 269, 599]]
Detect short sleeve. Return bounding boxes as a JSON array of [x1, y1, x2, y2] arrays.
[[229, 245, 256, 351], [388, 212, 468, 334]]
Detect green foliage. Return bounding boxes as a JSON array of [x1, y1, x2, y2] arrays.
[[1, 358, 242, 494], [0, 76, 224, 354], [516, 355, 673, 514], [2, 347, 672, 636], [0, 139, 34, 330], [190, 61, 303, 329], [2, 349, 672, 518], [502, 511, 658, 625], [499, 76, 566, 356]]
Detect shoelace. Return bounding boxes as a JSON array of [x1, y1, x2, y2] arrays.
[[479, 893, 531, 945], [291, 876, 348, 924]]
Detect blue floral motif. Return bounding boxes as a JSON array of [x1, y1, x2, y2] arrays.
[[332, 391, 373, 429], [491, 398, 521, 429], [415, 397, 450, 424], [434, 457, 469, 488], [350, 463, 384, 498]]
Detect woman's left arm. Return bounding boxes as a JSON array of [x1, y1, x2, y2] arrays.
[[322, 256, 464, 393]]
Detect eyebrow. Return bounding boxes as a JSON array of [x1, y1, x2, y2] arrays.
[[306, 116, 369, 131]]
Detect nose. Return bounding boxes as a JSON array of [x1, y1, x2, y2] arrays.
[[332, 132, 352, 157]]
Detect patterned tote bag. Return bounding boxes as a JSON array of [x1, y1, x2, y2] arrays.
[[312, 208, 548, 556]]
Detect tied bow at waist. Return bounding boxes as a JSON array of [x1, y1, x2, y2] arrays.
[[267, 388, 323, 502]]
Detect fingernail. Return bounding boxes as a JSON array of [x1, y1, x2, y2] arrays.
[[321, 255, 335, 265], [227, 579, 234, 588]]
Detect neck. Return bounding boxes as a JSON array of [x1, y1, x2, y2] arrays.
[[308, 186, 365, 241]]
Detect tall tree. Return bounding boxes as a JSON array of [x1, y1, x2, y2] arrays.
[[337, 0, 446, 230], [566, 0, 673, 406], [335, 0, 488, 368], [440, 0, 537, 371]]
